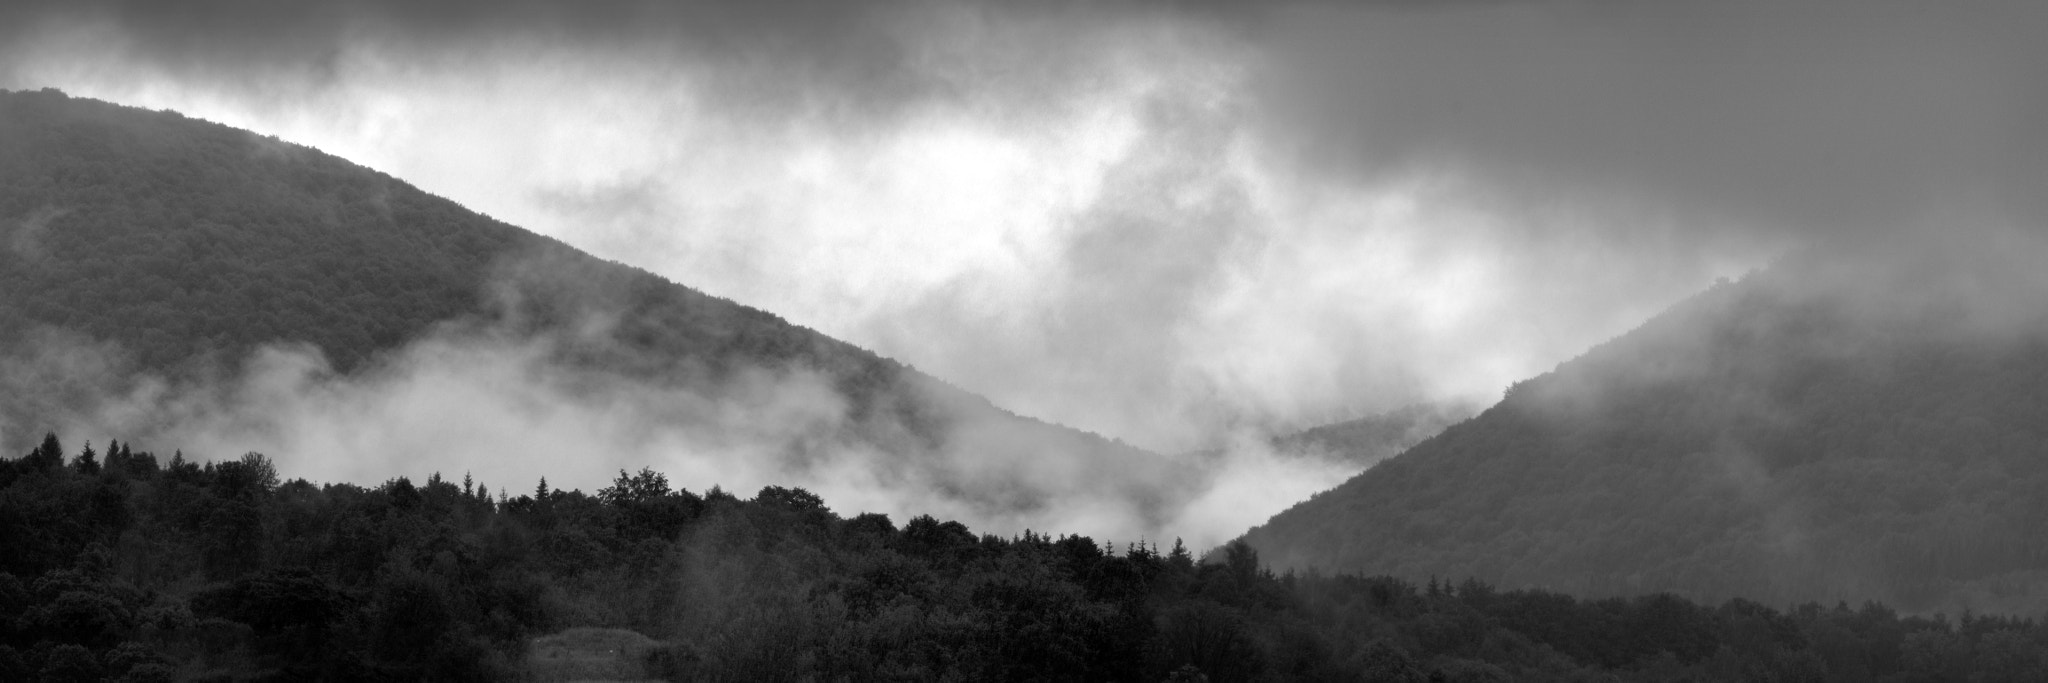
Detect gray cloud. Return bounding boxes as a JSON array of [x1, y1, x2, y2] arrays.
[[10, 0, 2038, 231], [0, 0, 1231, 125], [0, 281, 1349, 551], [4, 0, 2041, 459], [1250, 0, 2048, 243]]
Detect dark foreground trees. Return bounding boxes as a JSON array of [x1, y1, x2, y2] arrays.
[[1, 435, 2044, 681]]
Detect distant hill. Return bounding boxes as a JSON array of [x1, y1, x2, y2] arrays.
[[1272, 402, 1475, 469], [0, 89, 1189, 524], [1241, 246, 2048, 613]]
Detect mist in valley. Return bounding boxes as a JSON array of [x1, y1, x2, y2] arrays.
[[2, 0, 2046, 572], [0, 241, 1381, 551], [8, 2, 2048, 680]]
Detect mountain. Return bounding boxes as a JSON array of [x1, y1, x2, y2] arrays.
[[1241, 244, 2048, 613], [0, 89, 1189, 525]]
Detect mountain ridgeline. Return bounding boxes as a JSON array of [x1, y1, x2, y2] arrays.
[[1242, 246, 2048, 614], [0, 89, 1186, 527]]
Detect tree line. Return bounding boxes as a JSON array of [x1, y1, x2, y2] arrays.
[[1, 433, 2044, 681]]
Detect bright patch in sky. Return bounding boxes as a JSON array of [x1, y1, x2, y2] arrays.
[[1, 7, 1782, 453]]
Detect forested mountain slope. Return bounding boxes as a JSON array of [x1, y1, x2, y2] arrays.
[[0, 88, 941, 402], [1242, 247, 2048, 614], [0, 89, 1184, 522]]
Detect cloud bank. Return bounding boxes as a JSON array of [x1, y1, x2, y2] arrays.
[[0, 312, 1350, 552], [2, 1, 2041, 453]]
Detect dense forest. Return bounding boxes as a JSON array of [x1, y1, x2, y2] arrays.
[[1244, 252, 2048, 615], [3, 433, 2045, 681]]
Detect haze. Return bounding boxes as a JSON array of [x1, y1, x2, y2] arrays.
[[3, 0, 2044, 545]]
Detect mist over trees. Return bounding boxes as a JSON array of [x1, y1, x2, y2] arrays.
[[5, 433, 2045, 681], [7, 47, 2048, 680], [1244, 248, 2048, 615], [0, 86, 929, 418], [0, 88, 1267, 546]]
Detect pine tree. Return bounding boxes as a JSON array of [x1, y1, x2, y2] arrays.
[[26, 432, 64, 470], [73, 441, 99, 475]]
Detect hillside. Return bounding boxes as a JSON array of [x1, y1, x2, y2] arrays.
[[1241, 246, 2048, 613], [0, 89, 1187, 527]]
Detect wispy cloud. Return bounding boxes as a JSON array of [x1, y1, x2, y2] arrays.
[[4, 0, 2040, 454]]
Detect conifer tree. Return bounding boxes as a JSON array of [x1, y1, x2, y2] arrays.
[[74, 441, 99, 474], [26, 432, 64, 470], [1168, 537, 1194, 571]]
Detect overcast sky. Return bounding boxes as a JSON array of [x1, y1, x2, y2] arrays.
[[4, 0, 2043, 452]]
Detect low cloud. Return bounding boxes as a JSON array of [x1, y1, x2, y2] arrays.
[[0, 0, 1815, 454], [3, 1, 2040, 541], [5, 205, 67, 261], [0, 251, 1379, 550]]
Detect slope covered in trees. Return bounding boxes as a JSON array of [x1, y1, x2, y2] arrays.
[[0, 88, 1185, 522], [0, 90, 536, 372], [1241, 246, 2048, 614], [4, 433, 2044, 681]]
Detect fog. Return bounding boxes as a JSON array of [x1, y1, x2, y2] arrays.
[[0, 0, 1913, 449], [2, 1, 2043, 542], [0, 252, 1364, 550]]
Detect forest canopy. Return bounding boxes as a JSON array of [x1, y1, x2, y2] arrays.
[[3, 433, 2043, 681]]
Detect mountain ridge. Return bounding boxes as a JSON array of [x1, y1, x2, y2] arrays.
[[0, 88, 1191, 534], [1240, 247, 2048, 613]]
